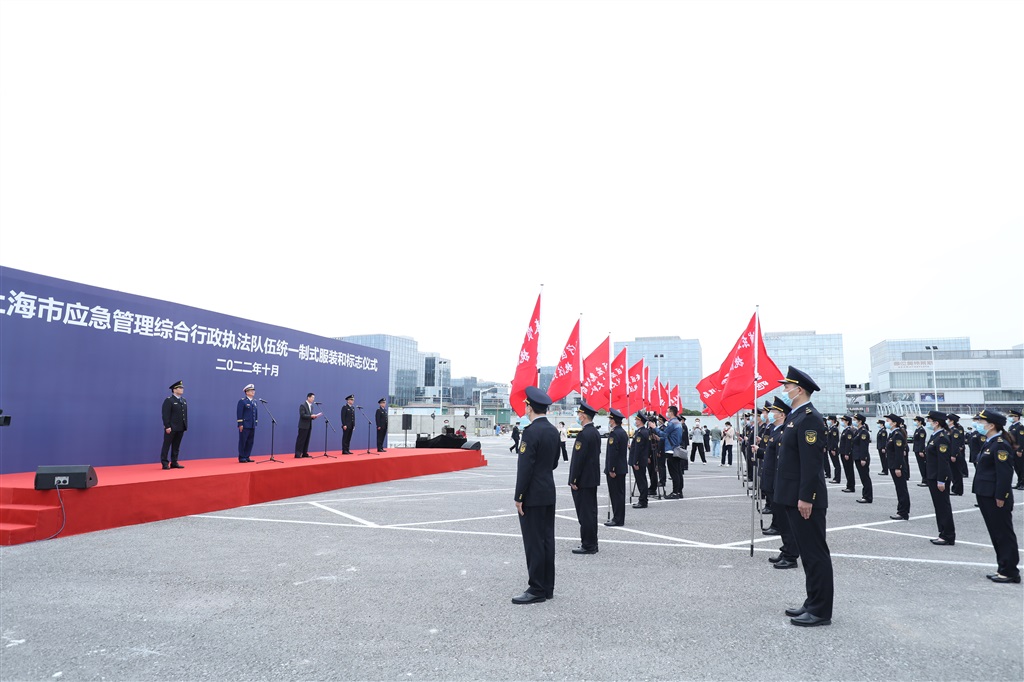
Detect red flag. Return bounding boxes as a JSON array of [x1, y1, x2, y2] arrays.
[[669, 385, 680, 412], [696, 370, 727, 418], [546, 320, 581, 403], [648, 374, 659, 415], [626, 359, 645, 415], [509, 294, 541, 417], [609, 348, 628, 413], [660, 382, 669, 416], [581, 336, 610, 411], [643, 365, 649, 409], [716, 312, 784, 416]]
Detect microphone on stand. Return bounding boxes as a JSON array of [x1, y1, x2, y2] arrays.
[[259, 399, 268, 403], [314, 401, 323, 405], [357, 406, 364, 410]]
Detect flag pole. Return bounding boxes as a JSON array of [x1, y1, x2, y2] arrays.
[[606, 333, 613, 522], [750, 306, 760, 558], [626, 346, 632, 506], [536, 284, 544, 392]]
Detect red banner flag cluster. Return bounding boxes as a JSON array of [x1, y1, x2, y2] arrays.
[[546, 319, 581, 403], [625, 358, 645, 415], [580, 336, 610, 411], [697, 312, 783, 419], [509, 294, 541, 417], [608, 348, 628, 414]]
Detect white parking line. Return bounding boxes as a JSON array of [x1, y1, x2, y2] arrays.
[[307, 502, 378, 527], [258, 487, 515, 506], [860, 526, 993, 548]]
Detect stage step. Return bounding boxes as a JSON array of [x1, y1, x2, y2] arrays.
[[0, 504, 62, 545]]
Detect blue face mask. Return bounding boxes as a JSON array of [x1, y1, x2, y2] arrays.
[[779, 391, 794, 407], [925, 423, 935, 432], [973, 422, 988, 436]]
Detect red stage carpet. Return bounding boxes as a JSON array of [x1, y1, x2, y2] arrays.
[[0, 448, 487, 546]]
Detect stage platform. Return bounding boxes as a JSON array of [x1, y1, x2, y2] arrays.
[[0, 447, 487, 546]]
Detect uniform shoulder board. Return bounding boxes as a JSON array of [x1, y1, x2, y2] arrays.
[[805, 407, 812, 413], [996, 437, 1005, 443]]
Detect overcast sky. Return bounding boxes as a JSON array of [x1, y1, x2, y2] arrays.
[[2, 0, 1021, 388]]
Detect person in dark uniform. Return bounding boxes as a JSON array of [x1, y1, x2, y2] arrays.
[[912, 416, 929, 486], [743, 413, 756, 487], [852, 414, 873, 503], [825, 416, 841, 484], [569, 401, 602, 554], [160, 380, 188, 469], [629, 412, 652, 508], [761, 397, 800, 569], [340, 395, 356, 454], [876, 419, 889, 476], [509, 423, 521, 453], [604, 409, 628, 526], [649, 414, 667, 498], [947, 413, 967, 496], [1008, 409, 1024, 490], [375, 398, 388, 452], [753, 400, 782, 535], [775, 367, 833, 626], [967, 425, 984, 470], [839, 415, 856, 494], [971, 409, 1020, 583], [652, 407, 685, 498], [512, 386, 560, 604], [924, 409, 955, 545], [757, 402, 773, 508], [295, 393, 320, 458], [885, 414, 910, 520], [236, 383, 258, 463]]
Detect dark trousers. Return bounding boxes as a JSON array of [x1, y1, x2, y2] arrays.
[[1014, 453, 1024, 486], [722, 444, 733, 466], [855, 458, 873, 500], [519, 504, 556, 597], [879, 448, 889, 473], [655, 454, 667, 490], [784, 505, 833, 619], [913, 451, 928, 482], [977, 496, 1020, 578], [773, 494, 800, 560], [607, 473, 626, 524], [238, 427, 255, 460], [690, 443, 706, 463], [823, 452, 832, 479], [572, 486, 598, 550], [560, 441, 568, 461], [342, 427, 354, 452], [927, 480, 956, 541], [891, 470, 910, 517], [376, 427, 386, 450], [160, 430, 184, 464], [634, 464, 649, 504], [295, 427, 312, 457], [666, 456, 683, 494], [745, 448, 755, 481], [842, 456, 856, 491], [828, 451, 841, 482]]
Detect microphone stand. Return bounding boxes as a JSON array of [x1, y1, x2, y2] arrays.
[[255, 399, 283, 464], [356, 406, 377, 455], [311, 402, 337, 459]]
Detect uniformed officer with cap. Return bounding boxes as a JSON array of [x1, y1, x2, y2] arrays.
[[236, 383, 258, 463], [852, 414, 873, 503], [876, 419, 889, 476], [884, 414, 910, 520], [912, 416, 929, 486], [604, 408, 628, 526], [160, 380, 188, 470], [775, 367, 833, 626], [1006, 409, 1024, 490], [971, 409, 1021, 583], [946, 413, 967, 496], [569, 401, 602, 554], [825, 415, 841, 484], [375, 398, 388, 452], [341, 395, 356, 454], [765, 396, 800, 568], [512, 386, 561, 604], [924, 409, 956, 545], [839, 415, 856, 493], [629, 413, 652, 508]]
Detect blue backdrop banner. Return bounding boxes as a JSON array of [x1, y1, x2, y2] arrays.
[[0, 266, 389, 474]]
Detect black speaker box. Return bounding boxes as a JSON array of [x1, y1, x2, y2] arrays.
[[34, 465, 98, 490], [461, 441, 481, 450], [402, 414, 413, 430]]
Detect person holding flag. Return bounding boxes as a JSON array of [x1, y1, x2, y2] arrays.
[[569, 401, 602, 554], [775, 366, 833, 627], [604, 408, 628, 527]]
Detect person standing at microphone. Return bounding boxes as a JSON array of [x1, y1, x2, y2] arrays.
[[236, 383, 258, 463], [375, 398, 388, 452], [341, 394, 356, 454], [295, 392, 321, 458]]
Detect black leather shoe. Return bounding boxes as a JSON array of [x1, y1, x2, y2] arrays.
[[831, 479, 842, 485], [301, 454, 311, 458], [295, 455, 303, 459], [545, 594, 554, 600], [768, 554, 783, 564], [632, 503, 648, 509], [762, 527, 780, 536], [841, 488, 856, 493], [988, 574, 1021, 583], [930, 538, 954, 546], [784, 606, 806, 617], [161, 463, 170, 470], [986, 573, 998, 579], [511, 592, 546, 604], [889, 514, 908, 520], [604, 520, 622, 527], [762, 507, 774, 515], [856, 498, 872, 504], [377, 449, 385, 452], [877, 471, 888, 476], [170, 462, 184, 469], [917, 482, 929, 487], [572, 547, 598, 555], [790, 612, 831, 627], [774, 559, 798, 569]]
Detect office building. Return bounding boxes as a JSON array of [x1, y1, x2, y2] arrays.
[[613, 337, 703, 410], [761, 331, 846, 416]]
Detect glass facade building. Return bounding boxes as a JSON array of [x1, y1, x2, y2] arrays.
[[613, 337, 703, 410], [337, 334, 421, 406], [760, 331, 846, 416]]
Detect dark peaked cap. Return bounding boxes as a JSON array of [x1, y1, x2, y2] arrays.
[[778, 366, 820, 393], [524, 386, 552, 409]]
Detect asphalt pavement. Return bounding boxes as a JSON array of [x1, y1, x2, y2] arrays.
[[1, 436, 1021, 681]]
